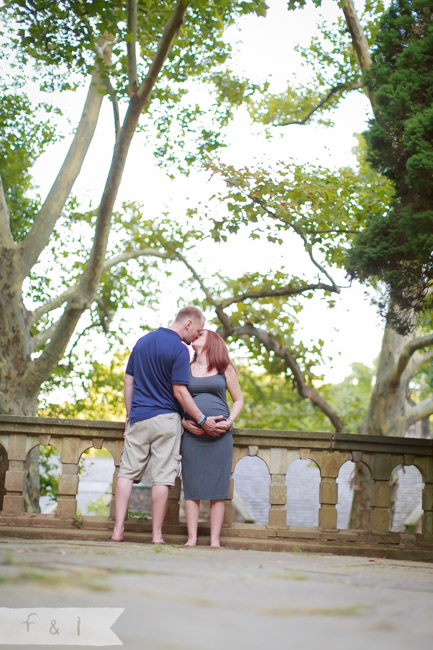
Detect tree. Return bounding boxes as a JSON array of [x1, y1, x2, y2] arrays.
[[0, 0, 267, 510], [0, 0, 267, 417], [346, 0, 433, 333], [245, 0, 433, 430], [343, 0, 433, 437]]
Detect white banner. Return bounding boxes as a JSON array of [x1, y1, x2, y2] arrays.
[[0, 608, 124, 646]]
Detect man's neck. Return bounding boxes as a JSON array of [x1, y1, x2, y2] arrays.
[[168, 323, 182, 338]]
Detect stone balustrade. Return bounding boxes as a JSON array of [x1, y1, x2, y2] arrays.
[[0, 415, 432, 547]]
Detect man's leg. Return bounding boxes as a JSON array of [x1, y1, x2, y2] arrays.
[[209, 499, 225, 547], [111, 477, 133, 541], [151, 484, 170, 543], [185, 499, 200, 546]]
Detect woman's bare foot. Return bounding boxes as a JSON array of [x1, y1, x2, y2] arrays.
[[184, 539, 197, 546], [210, 541, 221, 548], [110, 526, 124, 542]]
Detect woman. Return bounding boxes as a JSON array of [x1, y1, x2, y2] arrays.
[[181, 329, 243, 547]]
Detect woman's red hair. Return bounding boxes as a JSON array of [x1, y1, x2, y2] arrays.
[[195, 330, 235, 374]]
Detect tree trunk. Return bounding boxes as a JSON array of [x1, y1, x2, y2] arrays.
[[361, 326, 414, 437], [348, 463, 371, 530], [349, 323, 414, 529], [0, 245, 40, 510]]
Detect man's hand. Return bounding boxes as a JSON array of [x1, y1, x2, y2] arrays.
[[182, 419, 204, 436], [202, 415, 225, 437]]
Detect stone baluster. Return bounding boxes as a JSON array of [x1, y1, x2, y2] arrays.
[[423, 482, 433, 536], [370, 454, 391, 533], [56, 437, 81, 518], [224, 474, 234, 526], [422, 455, 433, 536], [318, 451, 339, 530], [57, 463, 79, 518], [104, 438, 124, 520], [269, 447, 287, 527], [2, 434, 27, 515]]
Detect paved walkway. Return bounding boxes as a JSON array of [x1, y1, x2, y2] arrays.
[[0, 537, 432, 649]]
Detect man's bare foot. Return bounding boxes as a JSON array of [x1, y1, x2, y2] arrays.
[[184, 540, 197, 546], [210, 542, 221, 548]]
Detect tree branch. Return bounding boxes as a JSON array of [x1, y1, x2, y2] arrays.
[[389, 333, 433, 386], [0, 174, 14, 247], [30, 322, 59, 353], [303, 229, 359, 235], [25, 1, 191, 393], [102, 248, 174, 273], [105, 75, 121, 139], [173, 251, 219, 306], [18, 43, 113, 278], [219, 282, 339, 309], [174, 253, 346, 432], [29, 286, 78, 327], [249, 195, 340, 292], [278, 81, 362, 126], [78, 0, 190, 305], [407, 398, 433, 426], [342, 0, 375, 107], [136, 0, 188, 105], [229, 322, 346, 432], [29, 247, 174, 327], [408, 349, 433, 378], [127, 0, 138, 95]]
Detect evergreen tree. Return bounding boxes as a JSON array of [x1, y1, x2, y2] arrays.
[[346, 0, 433, 333]]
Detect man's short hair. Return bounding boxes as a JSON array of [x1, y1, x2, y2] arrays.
[[174, 306, 204, 323]]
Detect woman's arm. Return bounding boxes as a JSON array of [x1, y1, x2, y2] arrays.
[[224, 364, 244, 429]]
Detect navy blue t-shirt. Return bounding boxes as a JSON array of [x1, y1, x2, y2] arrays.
[[125, 328, 190, 423]]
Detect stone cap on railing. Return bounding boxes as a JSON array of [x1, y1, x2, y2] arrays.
[[0, 414, 432, 456], [0, 414, 432, 537]]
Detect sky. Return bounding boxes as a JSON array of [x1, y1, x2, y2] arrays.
[[28, 0, 386, 385]]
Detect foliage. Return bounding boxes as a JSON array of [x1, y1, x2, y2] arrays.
[[29, 205, 200, 395], [39, 351, 127, 419], [86, 496, 110, 517], [346, 0, 433, 332], [250, 0, 385, 127], [0, 85, 62, 241], [181, 145, 392, 389], [0, 1, 273, 414], [238, 362, 374, 433], [38, 446, 60, 504], [2, 0, 268, 176], [72, 513, 84, 528]]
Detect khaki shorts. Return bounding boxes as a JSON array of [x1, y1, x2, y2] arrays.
[[118, 412, 182, 486]]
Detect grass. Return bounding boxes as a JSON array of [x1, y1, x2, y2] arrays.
[[279, 570, 309, 581], [262, 604, 374, 617]]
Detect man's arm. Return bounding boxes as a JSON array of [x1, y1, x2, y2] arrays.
[[173, 384, 225, 436], [123, 373, 134, 432]]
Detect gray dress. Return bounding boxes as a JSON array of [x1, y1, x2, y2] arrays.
[[181, 370, 233, 500]]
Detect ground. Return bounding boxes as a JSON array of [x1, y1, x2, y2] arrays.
[[0, 538, 432, 649]]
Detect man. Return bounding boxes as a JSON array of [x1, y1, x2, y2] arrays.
[[110, 306, 225, 543]]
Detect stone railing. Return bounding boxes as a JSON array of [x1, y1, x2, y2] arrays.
[[0, 415, 432, 543]]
